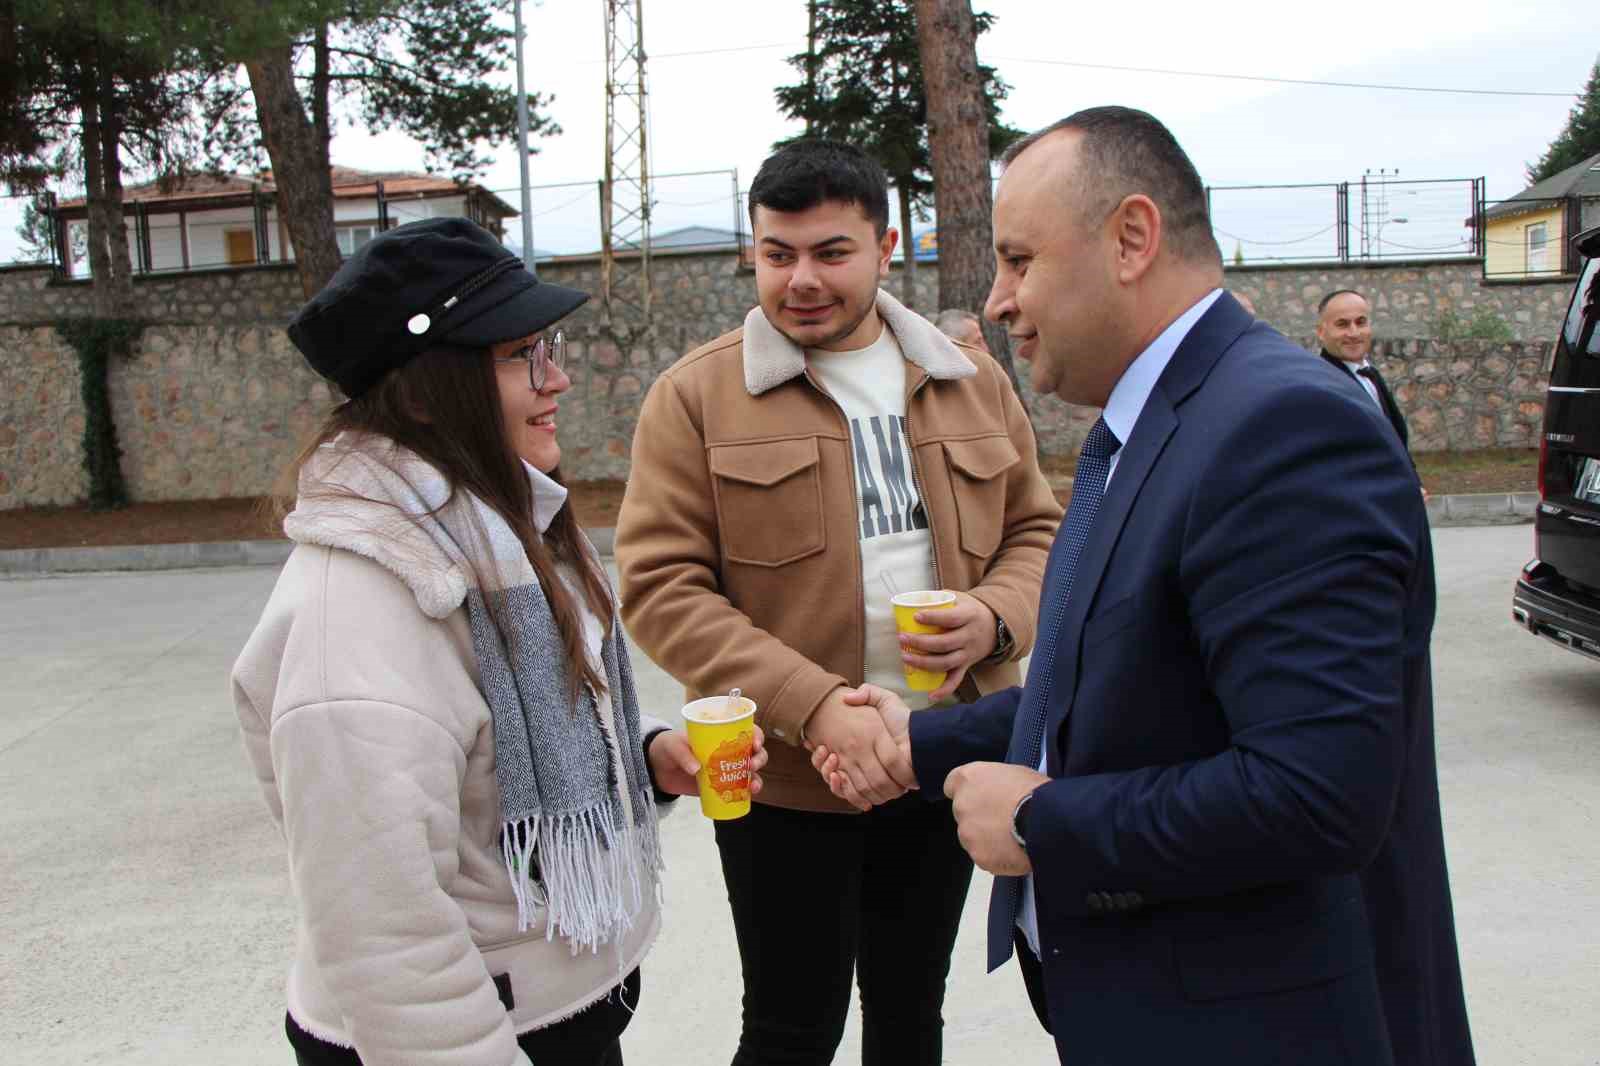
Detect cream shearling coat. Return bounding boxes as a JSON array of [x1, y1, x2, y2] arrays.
[[233, 473, 664, 1065]]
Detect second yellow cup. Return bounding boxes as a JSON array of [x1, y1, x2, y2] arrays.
[[891, 590, 958, 692], [681, 695, 758, 820]]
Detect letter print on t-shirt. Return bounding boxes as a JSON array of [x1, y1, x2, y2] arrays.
[[851, 414, 930, 540], [807, 326, 938, 697]]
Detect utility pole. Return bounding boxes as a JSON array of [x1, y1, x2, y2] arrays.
[[512, 0, 535, 265], [601, 0, 652, 347], [1361, 167, 1399, 258]]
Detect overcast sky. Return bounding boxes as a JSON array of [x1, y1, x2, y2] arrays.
[[3, 0, 1593, 261], [328, 0, 1600, 257]]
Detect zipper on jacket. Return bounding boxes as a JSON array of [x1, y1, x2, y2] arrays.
[[804, 365, 946, 693], [803, 367, 868, 688], [903, 372, 945, 593]]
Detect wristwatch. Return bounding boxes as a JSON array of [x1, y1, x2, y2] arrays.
[[985, 613, 1015, 665], [1011, 791, 1033, 848]]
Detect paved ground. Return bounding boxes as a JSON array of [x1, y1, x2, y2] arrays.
[[2, 523, 1596, 1065]]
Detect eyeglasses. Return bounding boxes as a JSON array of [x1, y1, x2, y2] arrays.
[[493, 330, 566, 391]]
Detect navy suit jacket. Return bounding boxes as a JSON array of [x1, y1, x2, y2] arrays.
[[1320, 348, 1412, 452], [912, 294, 1473, 1065]]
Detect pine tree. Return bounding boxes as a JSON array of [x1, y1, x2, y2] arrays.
[[1528, 55, 1600, 184], [915, 0, 1021, 390], [773, 0, 1018, 313], [0, 1, 221, 314], [184, 0, 557, 298]]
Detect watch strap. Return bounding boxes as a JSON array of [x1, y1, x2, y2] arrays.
[[984, 612, 1015, 665], [1011, 790, 1033, 848]]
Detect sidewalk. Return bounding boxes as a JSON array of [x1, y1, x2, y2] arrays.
[[4, 529, 1595, 1063], [0, 495, 1538, 575], [0, 561, 1058, 1065]]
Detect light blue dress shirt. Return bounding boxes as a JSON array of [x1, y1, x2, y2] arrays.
[[1017, 287, 1224, 957]]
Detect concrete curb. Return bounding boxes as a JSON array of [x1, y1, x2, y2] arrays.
[[0, 538, 295, 576], [1425, 491, 1539, 528], [1, 529, 619, 577], [1, 495, 1530, 576]]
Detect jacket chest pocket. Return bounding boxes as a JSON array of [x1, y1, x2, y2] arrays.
[[709, 438, 827, 567], [942, 435, 1021, 559]]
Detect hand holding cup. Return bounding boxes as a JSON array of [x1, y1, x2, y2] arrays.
[[679, 691, 768, 819], [648, 718, 767, 809], [894, 590, 999, 701]]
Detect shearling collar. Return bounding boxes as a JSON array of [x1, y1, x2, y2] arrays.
[[741, 288, 978, 396], [284, 441, 471, 618], [284, 438, 572, 620]]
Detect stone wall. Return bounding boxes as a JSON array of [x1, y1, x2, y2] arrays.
[[112, 326, 334, 502], [1296, 337, 1548, 451], [0, 323, 332, 507], [0, 325, 87, 505], [1226, 258, 1575, 342], [0, 251, 1567, 508], [0, 261, 307, 324], [12, 251, 1572, 342]]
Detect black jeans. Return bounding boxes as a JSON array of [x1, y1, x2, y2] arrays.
[[284, 967, 638, 1066], [713, 795, 975, 1066]]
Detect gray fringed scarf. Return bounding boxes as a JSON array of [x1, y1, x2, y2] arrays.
[[284, 436, 664, 955]]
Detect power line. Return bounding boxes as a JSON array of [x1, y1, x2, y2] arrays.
[[569, 42, 794, 64], [991, 56, 1575, 98], [654, 42, 795, 60], [573, 41, 1577, 99], [1213, 224, 1337, 247]]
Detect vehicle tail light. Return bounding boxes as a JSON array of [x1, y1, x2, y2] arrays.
[[1535, 434, 1549, 560], [1538, 434, 1549, 498]]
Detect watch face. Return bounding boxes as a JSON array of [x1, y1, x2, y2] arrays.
[[989, 616, 1014, 663]]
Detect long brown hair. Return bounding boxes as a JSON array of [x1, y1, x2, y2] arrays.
[[275, 344, 613, 700]]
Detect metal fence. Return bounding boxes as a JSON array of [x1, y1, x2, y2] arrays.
[[481, 168, 744, 259], [1209, 177, 1484, 267], [22, 168, 748, 279], [15, 168, 1588, 283]]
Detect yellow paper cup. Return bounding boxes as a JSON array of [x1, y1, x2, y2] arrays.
[[892, 590, 958, 692], [681, 695, 758, 820]]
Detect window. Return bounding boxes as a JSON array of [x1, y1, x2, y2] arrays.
[[224, 229, 256, 266], [1562, 255, 1599, 356], [336, 225, 375, 257], [1526, 222, 1549, 273]]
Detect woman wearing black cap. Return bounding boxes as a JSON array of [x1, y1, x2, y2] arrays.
[[231, 218, 765, 1065]]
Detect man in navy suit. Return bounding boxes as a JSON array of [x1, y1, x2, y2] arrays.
[[1315, 288, 1430, 501], [1316, 289, 1408, 445], [812, 107, 1474, 1065]]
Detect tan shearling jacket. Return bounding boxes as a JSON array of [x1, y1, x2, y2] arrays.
[[616, 289, 1063, 812]]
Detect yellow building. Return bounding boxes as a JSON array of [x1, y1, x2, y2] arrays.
[[1480, 151, 1600, 279]]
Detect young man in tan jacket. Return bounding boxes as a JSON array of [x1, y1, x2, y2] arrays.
[[615, 140, 1061, 1065]]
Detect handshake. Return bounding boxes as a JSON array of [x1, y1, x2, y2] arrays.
[[803, 683, 918, 811], [807, 682, 1048, 877]]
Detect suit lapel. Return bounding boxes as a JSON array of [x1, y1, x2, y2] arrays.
[[1364, 363, 1409, 445], [1320, 349, 1353, 378], [1039, 294, 1251, 774], [1042, 394, 1177, 775], [1323, 349, 1407, 445]]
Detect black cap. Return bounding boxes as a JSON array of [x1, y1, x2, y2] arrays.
[[287, 217, 588, 398]]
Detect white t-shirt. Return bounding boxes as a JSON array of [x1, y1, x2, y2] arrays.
[[807, 326, 937, 703]]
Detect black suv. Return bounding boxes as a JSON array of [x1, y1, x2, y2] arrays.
[[1514, 224, 1600, 661]]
